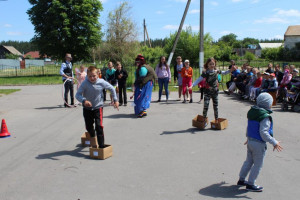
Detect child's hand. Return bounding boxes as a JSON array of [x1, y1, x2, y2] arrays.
[[273, 141, 283, 152], [130, 95, 134, 100], [244, 139, 248, 145], [84, 101, 92, 107], [113, 101, 119, 111], [188, 86, 193, 90]]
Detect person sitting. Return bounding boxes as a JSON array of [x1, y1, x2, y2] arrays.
[[274, 64, 283, 84], [265, 63, 274, 74], [243, 68, 258, 100], [225, 65, 240, 95], [278, 68, 292, 102], [249, 72, 262, 101]]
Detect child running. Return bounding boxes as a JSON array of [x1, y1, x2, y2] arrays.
[[237, 93, 283, 192], [190, 57, 220, 123], [75, 66, 119, 148]]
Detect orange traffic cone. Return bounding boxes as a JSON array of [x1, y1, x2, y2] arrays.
[[0, 119, 11, 138]]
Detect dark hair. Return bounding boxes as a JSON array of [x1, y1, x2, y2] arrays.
[[204, 57, 217, 70], [159, 56, 169, 70], [87, 66, 97, 73]]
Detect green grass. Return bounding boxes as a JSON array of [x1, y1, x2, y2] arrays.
[[0, 75, 62, 85], [0, 89, 21, 97]]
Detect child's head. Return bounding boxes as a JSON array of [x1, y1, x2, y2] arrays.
[[160, 56, 166, 64], [246, 66, 252, 73], [80, 65, 85, 72], [257, 72, 262, 78], [108, 62, 113, 69], [290, 65, 295, 71], [204, 57, 216, 71], [256, 93, 273, 110], [176, 56, 182, 64], [275, 64, 280, 71], [284, 65, 290, 71], [116, 61, 122, 70], [230, 60, 235, 65], [292, 69, 299, 77], [263, 72, 269, 79], [267, 63, 273, 69], [184, 59, 190, 68], [252, 68, 258, 75], [87, 66, 98, 83]]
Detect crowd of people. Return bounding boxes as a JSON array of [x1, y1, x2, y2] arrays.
[[223, 61, 300, 108]]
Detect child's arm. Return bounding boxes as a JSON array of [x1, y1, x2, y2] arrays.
[[259, 118, 283, 151], [103, 80, 119, 110], [220, 69, 231, 75], [192, 76, 204, 88], [75, 81, 87, 104]]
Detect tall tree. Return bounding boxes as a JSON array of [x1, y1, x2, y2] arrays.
[[27, 0, 103, 61], [102, 1, 139, 66], [218, 33, 238, 46]]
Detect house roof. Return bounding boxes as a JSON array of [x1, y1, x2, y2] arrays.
[[258, 43, 283, 49], [285, 25, 300, 36], [24, 51, 40, 59], [2, 45, 22, 56]]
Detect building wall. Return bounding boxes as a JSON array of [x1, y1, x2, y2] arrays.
[[284, 36, 300, 49]]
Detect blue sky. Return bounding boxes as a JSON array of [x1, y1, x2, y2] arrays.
[[0, 0, 300, 42]]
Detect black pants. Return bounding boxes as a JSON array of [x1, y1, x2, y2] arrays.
[[83, 107, 105, 148], [63, 80, 74, 105], [200, 87, 204, 100], [119, 83, 127, 104], [226, 81, 232, 89]]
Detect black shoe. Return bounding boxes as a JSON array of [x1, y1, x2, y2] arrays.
[[189, 99, 193, 103], [246, 184, 263, 192], [237, 180, 248, 186], [157, 99, 161, 102], [119, 103, 123, 106], [182, 100, 186, 103], [124, 103, 127, 106]]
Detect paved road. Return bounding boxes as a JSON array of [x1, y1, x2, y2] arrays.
[[0, 85, 299, 200]]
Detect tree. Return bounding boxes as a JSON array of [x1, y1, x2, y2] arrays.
[[102, 1, 139, 66], [244, 51, 255, 63], [218, 33, 237, 46], [27, 0, 103, 61]]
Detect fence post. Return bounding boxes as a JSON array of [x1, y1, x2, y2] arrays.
[[15, 67, 17, 77], [42, 65, 45, 75]]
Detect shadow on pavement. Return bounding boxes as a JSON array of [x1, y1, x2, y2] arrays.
[[199, 182, 251, 199], [104, 113, 136, 119], [36, 146, 87, 160], [35, 105, 65, 110], [160, 127, 207, 135]]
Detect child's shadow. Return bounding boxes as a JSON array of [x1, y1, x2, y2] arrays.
[[36, 145, 88, 160], [104, 113, 136, 119], [199, 182, 250, 199], [160, 127, 208, 135]]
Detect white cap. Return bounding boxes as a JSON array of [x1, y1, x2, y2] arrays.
[[184, 59, 190, 63]]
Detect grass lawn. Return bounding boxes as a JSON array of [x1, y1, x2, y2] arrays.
[[0, 89, 21, 97], [0, 75, 62, 85]]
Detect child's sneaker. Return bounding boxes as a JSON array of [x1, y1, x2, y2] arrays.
[[237, 180, 248, 186], [246, 184, 263, 192], [182, 100, 186, 103], [189, 99, 193, 103]]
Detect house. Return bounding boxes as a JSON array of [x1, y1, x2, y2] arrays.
[[255, 43, 283, 57], [284, 25, 300, 49], [0, 45, 22, 59], [24, 51, 40, 59]]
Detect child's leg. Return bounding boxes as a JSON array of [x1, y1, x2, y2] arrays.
[[212, 92, 219, 119], [182, 78, 187, 99], [158, 78, 163, 100], [119, 85, 123, 104], [123, 83, 127, 104], [178, 86, 182, 98], [239, 144, 254, 181], [247, 141, 266, 186], [188, 78, 192, 99], [83, 108, 98, 148], [203, 92, 211, 118], [200, 87, 204, 100], [95, 107, 105, 148], [164, 78, 169, 100]]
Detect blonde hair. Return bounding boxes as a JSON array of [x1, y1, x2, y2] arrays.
[[87, 66, 97, 74]]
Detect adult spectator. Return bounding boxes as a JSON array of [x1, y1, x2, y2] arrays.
[[155, 56, 171, 102], [60, 53, 75, 107]]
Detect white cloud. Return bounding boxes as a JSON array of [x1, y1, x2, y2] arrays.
[[231, 0, 242, 2], [220, 30, 231, 35], [275, 9, 300, 17], [254, 17, 290, 24], [6, 31, 23, 36], [189, 9, 200, 14], [156, 11, 164, 14], [210, 1, 219, 6], [4, 24, 12, 28]]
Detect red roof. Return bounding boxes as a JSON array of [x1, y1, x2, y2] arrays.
[[24, 51, 40, 58]]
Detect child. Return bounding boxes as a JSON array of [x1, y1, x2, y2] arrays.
[[266, 73, 278, 92], [237, 93, 283, 192], [181, 59, 193, 103], [249, 72, 262, 101], [75, 65, 87, 89], [190, 57, 219, 122], [75, 66, 119, 148], [106, 62, 118, 105], [198, 78, 206, 103], [115, 61, 128, 106], [243, 68, 257, 100]]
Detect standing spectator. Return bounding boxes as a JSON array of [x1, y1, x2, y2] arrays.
[[75, 65, 87, 90], [265, 63, 274, 74], [115, 62, 128, 106], [181, 60, 193, 103], [106, 62, 117, 105], [155, 56, 171, 102], [228, 60, 236, 70], [174, 56, 187, 101], [274, 64, 283, 85], [60, 53, 75, 107]]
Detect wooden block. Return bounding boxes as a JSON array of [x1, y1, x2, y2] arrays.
[[210, 118, 228, 130], [81, 132, 91, 147], [268, 91, 277, 106], [89, 145, 113, 160], [192, 115, 208, 129]]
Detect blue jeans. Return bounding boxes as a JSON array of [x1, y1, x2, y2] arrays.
[[158, 78, 169, 100]]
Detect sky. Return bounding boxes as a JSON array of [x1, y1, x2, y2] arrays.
[[0, 0, 300, 42]]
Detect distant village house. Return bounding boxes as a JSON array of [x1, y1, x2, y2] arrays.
[[284, 25, 300, 49]]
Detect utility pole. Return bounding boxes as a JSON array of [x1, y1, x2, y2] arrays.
[[143, 19, 146, 46], [199, 0, 204, 74], [167, 0, 191, 66]]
